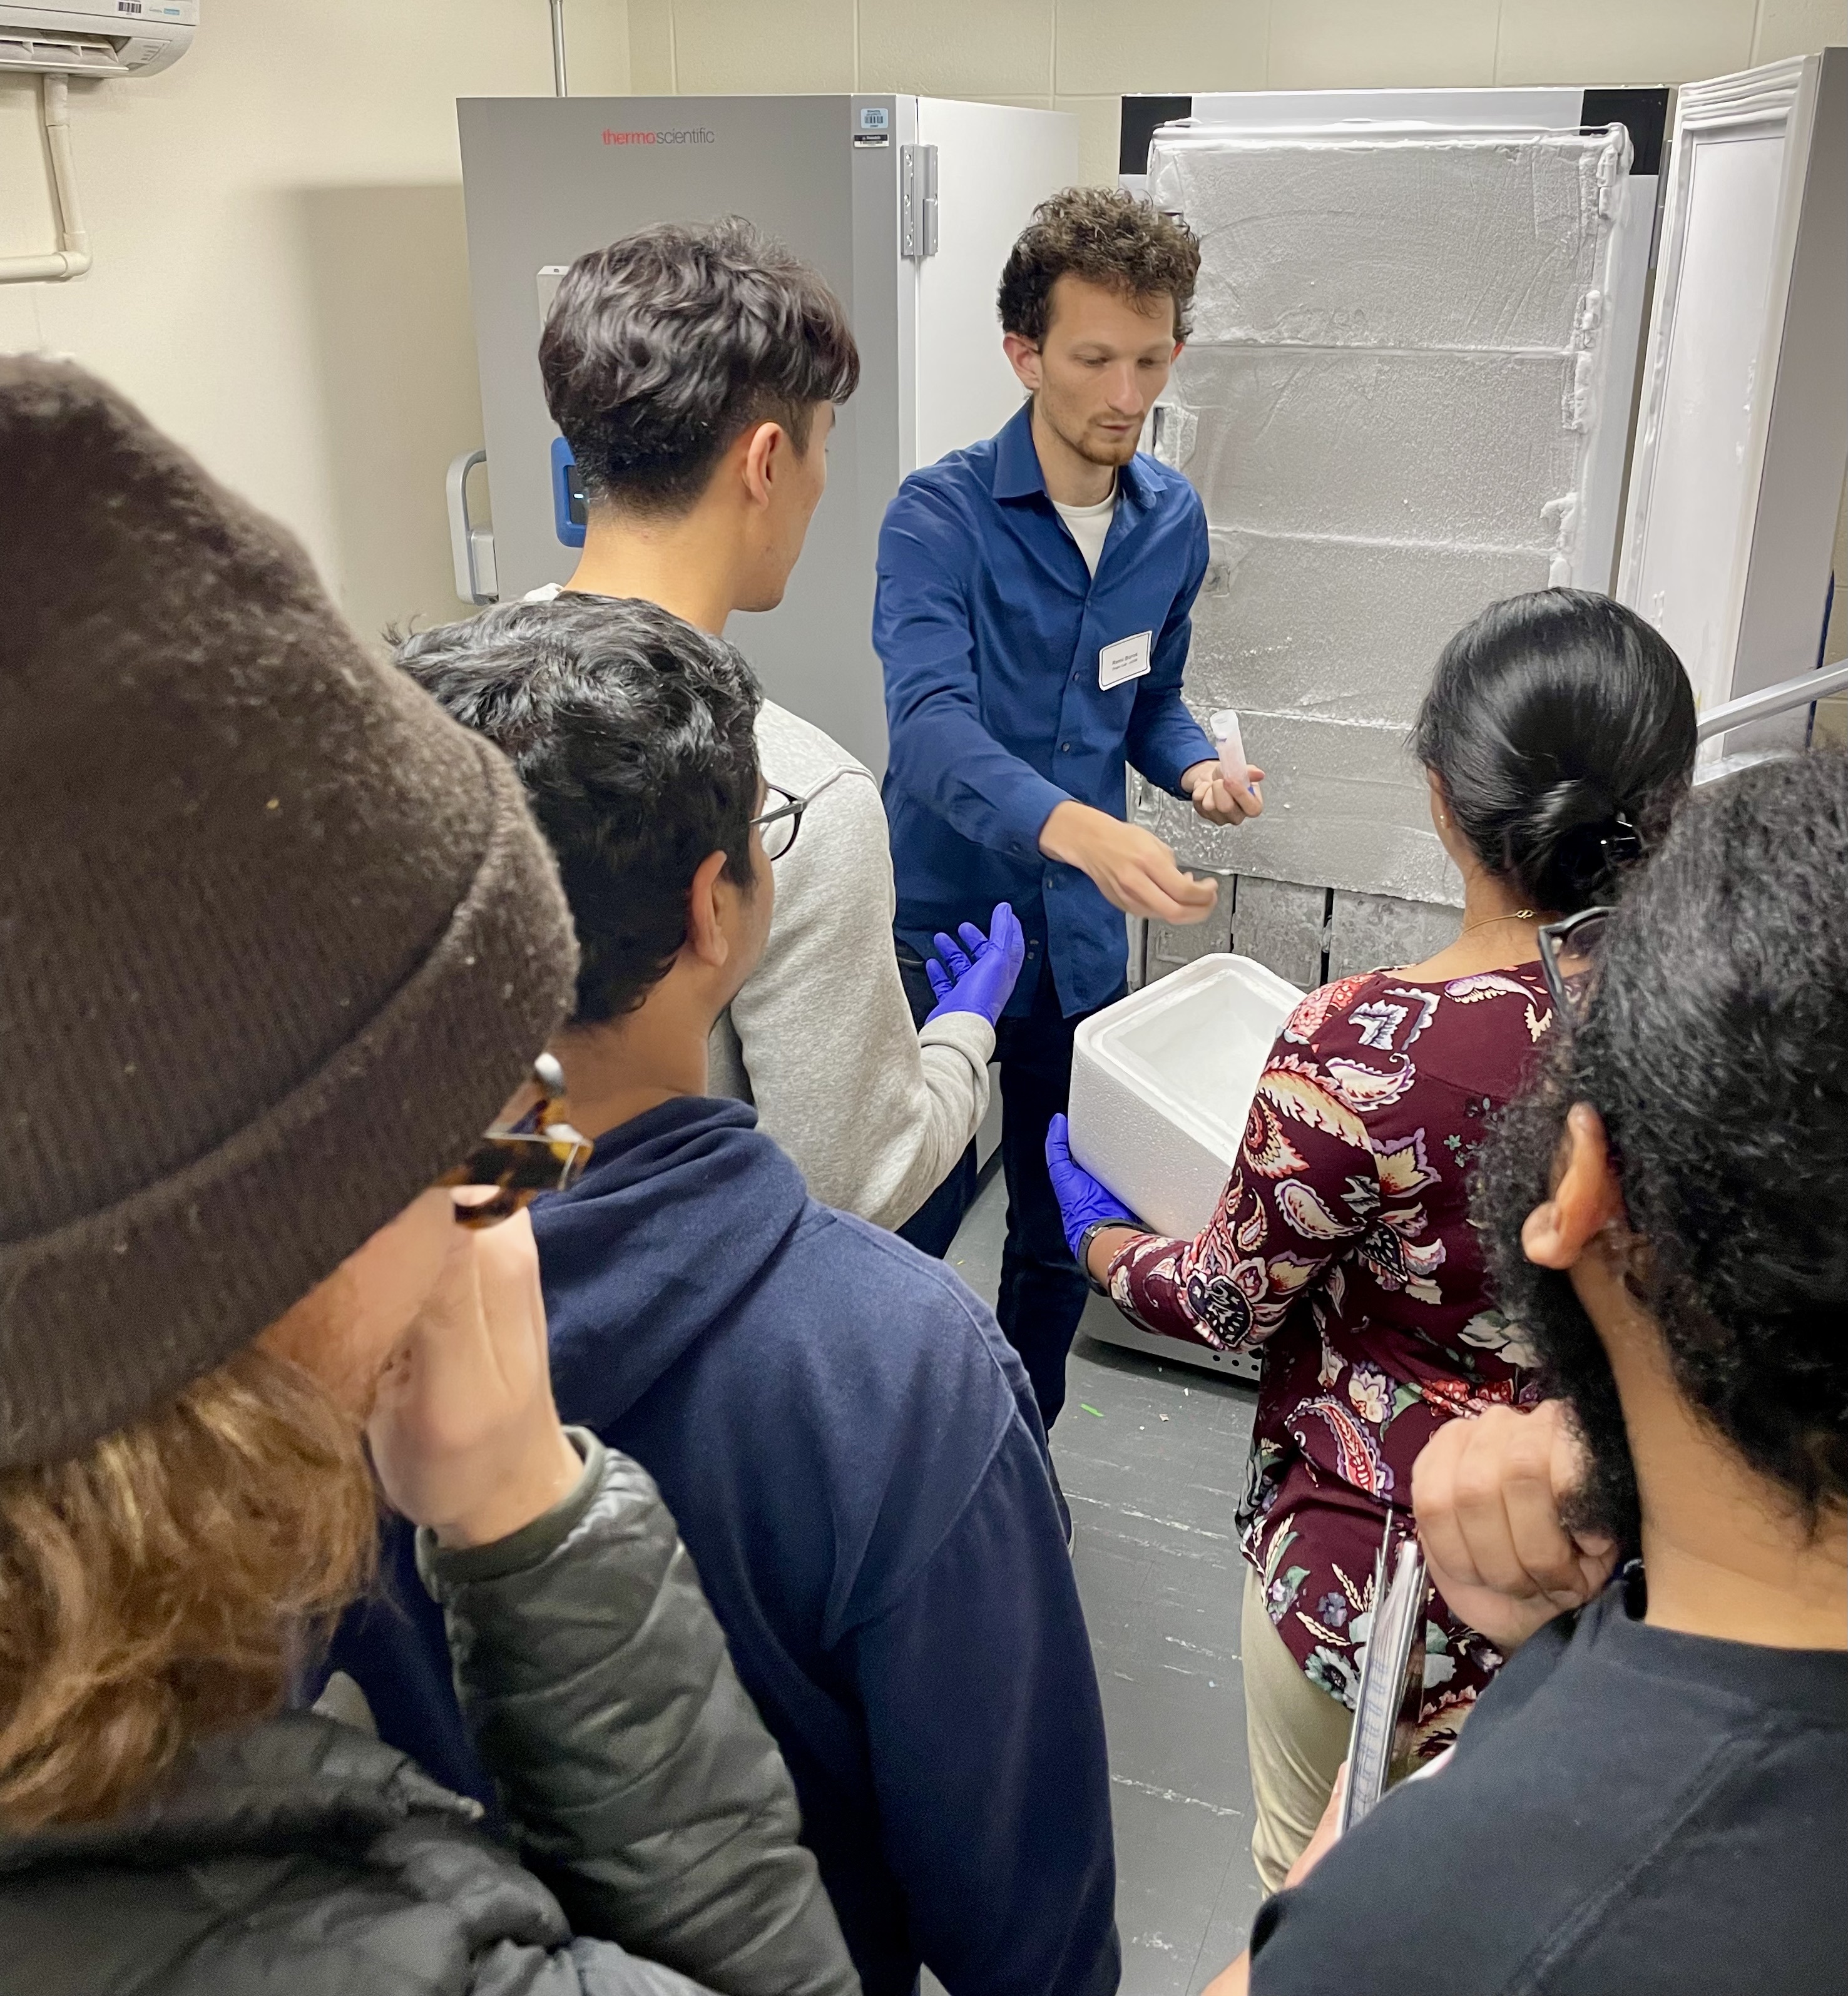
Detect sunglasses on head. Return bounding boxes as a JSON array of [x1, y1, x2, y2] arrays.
[[438, 1052, 591, 1227]]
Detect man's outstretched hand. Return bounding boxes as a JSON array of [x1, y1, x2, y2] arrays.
[[1412, 1400, 1619, 1654], [1182, 758, 1265, 826], [1039, 800, 1218, 924]]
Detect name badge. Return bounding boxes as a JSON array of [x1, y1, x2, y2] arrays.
[[1098, 629, 1153, 691]]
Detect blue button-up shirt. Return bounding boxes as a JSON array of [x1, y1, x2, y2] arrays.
[[875, 402, 1216, 1017]]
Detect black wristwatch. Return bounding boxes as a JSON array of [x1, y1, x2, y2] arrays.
[[1076, 1219, 1133, 1295]]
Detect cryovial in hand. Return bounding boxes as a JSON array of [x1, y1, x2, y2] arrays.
[[1210, 709, 1255, 799]]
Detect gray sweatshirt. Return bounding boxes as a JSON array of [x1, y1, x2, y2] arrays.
[[707, 700, 992, 1230]]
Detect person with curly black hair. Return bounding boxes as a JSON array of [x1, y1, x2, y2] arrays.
[[1215, 749, 1848, 1996], [876, 186, 1261, 1437]]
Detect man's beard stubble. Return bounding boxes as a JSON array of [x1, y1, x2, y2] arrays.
[[1512, 1268, 1644, 1556], [1476, 1082, 1644, 1558], [1036, 392, 1143, 469]]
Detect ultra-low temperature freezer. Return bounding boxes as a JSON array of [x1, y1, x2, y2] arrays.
[[455, 94, 1077, 775]]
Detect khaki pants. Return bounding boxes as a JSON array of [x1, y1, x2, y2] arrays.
[[1241, 1565, 1353, 1895]]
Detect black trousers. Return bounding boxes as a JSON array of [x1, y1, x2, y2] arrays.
[[896, 943, 1125, 1429]]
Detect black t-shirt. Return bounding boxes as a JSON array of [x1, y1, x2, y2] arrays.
[[1250, 1570, 1848, 1995]]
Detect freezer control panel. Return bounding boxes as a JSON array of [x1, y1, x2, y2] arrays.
[[550, 436, 587, 549]]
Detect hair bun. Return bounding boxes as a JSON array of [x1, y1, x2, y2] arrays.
[[1511, 780, 1642, 910], [1599, 812, 1644, 869], [1410, 589, 1698, 917]]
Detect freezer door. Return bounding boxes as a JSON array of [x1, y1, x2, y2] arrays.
[[1616, 50, 1848, 754], [910, 98, 1079, 472]]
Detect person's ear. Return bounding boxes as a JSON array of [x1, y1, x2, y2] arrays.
[[682, 848, 734, 972], [739, 420, 784, 510], [1521, 1104, 1626, 1272], [1003, 332, 1044, 393], [1429, 771, 1464, 838]]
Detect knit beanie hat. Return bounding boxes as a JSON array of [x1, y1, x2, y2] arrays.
[[0, 359, 578, 1470]]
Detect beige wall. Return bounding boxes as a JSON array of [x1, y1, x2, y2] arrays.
[[0, 0, 630, 640], [627, 0, 1846, 185], [2, 0, 1841, 641]]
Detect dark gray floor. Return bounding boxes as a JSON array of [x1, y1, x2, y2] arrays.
[[945, 1172, 1267, 1996]]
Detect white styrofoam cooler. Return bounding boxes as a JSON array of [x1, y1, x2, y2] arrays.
[[1069, 953, 1303, 1241]]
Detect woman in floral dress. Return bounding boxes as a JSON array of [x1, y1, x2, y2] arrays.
[[1049, 589, 1697, 1890]]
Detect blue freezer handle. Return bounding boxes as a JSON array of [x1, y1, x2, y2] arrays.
[[551, 435, 587, 549]]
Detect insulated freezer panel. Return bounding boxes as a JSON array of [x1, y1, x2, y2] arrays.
[[1325, 891, 1461, 980], [1164, 134, 1626, 352], [1148, 123, 1636, 903], [1174, 350, 1586, 552], [1190, 529, 1555, 728]]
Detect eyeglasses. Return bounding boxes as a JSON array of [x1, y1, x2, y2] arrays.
[[748, 770, 849, 864], [439, 1052, 591, 1227], [749, 783, 807, 862], [1537, 906, 1615, 1024]]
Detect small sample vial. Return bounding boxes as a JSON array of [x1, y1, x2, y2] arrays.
[[1210, 708, 1253, 797]]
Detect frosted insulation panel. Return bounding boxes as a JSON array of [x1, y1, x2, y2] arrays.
[[1147, 128, 1636, 905]]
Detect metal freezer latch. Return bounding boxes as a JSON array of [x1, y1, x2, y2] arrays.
[[900, 143, 939, 259]]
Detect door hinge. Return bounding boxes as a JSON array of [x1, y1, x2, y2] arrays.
[[900, 143, 939, 259]]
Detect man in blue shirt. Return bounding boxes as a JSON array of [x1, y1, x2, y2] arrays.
[[876, 187, 1263, 1427]]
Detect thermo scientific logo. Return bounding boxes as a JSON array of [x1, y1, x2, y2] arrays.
[[602, 126, 717, 146]]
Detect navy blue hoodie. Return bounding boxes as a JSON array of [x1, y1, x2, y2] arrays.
[[329, 1099, 1118, 1996]]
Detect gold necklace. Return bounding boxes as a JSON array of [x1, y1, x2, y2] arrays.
[[1459, 908, 1537, 937]]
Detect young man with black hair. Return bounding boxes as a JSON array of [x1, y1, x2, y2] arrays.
[[875, 188, 1264, 1428], [530, 220, 1020, 1232], [358, 594, 1120, 1996], [1207, 751, 1848, 1995]]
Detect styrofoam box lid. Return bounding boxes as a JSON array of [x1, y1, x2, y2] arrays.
[[1068, 953, 1304, 1240]]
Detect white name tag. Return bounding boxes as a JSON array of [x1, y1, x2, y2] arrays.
[[1098, 629, 1153, 691]]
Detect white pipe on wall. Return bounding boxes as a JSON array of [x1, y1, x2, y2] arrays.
[[548, 0, 568, 96], [0, 74, 93, 286]]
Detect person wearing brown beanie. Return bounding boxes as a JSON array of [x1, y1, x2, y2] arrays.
[[0, 357, 857, 1996]]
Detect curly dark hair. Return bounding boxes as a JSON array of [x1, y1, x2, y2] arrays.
[[1473, 750, 1848, 1542], [997, 187, 1201, 345], [397, 595, 762, 1024], [1409, 589, 1698, 915], [540, 218, 860, 515]]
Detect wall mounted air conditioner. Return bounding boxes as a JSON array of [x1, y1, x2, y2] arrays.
[[0, 0, 196, 78]]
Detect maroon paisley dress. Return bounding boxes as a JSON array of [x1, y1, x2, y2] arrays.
[[1105, 962, 1556, 1752]]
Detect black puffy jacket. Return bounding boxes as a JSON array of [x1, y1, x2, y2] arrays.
[[0, 1436, 859, 1996]]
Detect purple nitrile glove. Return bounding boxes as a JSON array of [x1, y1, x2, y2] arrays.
[[924, 902, 1026, 1027], [1045, 1113, 1137, 1263]]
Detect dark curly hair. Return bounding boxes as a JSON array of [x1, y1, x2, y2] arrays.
[[397, 595, 762, 1024], [1473, 750, 1848, 1544], [998, 187, 1201, 345], [540, 218, 859, 515], [1410, 589, 1698, 915]]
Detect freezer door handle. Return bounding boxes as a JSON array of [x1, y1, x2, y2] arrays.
[[1695, 655, 1848, 742], [446, 448, 499, 605], [901, 142, 939, 259]]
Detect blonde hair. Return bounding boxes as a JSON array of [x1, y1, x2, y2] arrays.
[[0, 1345, 377, 1831]]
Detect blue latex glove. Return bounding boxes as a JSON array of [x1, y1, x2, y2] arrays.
[[1045, 1113, 1138, 1264], [924, 902, 1027, 1027]]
